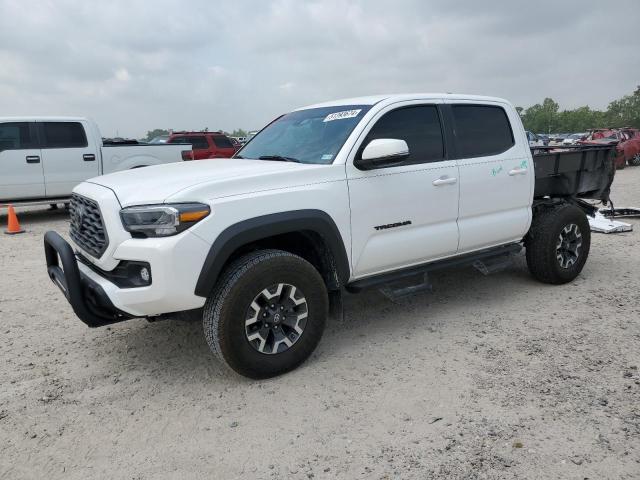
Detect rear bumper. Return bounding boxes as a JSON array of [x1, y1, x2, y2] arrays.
[[44, 231, 133, 327]]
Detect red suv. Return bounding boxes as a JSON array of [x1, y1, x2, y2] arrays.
[[167, 131, 238, 160]]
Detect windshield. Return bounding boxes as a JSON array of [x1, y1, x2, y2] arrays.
[[237, 105, 371, 164]]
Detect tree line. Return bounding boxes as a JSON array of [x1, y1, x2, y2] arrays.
[[518, 86, 640, 134]]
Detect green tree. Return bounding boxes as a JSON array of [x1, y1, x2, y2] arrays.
[[145, 128, 170, 141], [231, 128, 248, 138], [605, 86, 640, 128], [520, 87, 640, 133]]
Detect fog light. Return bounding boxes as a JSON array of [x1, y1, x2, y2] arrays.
[[140, 267, 150, 283]]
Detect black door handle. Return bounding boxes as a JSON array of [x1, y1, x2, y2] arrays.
[[83, 154, 96, 161], [26, 155, 40, 163]]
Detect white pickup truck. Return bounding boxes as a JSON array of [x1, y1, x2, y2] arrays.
[[44, 94, 615, 379], [0, 117, 188, 204]]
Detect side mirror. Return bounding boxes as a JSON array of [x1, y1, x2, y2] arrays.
[[354, 138, 409, 170]]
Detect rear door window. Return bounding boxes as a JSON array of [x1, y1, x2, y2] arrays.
[[42, 122, 88, 148], [361, 105, 445, 166], [211, 135, 234, 148], [451, 105, 514, 158], [171, 136, 209, 149], [0, 122, 38, 151], [189, 136, 209, 149]]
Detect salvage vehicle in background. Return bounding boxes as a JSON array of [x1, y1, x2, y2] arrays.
[[562, 133, 586, 145], [44, 94, 616, 379], [526, 131, 544, 147], [0, 117, 189, 205], [167, 131, 237, 160], [581, 128, 640, 168]]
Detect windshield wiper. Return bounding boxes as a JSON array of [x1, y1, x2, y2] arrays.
[[258, 155, 302, 163]]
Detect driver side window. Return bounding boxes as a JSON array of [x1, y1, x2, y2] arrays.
[[0, 122, 37, 152], [359, 105, 445, 166]]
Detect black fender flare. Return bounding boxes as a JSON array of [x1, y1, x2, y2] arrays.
[[194, 210, 350, 297]]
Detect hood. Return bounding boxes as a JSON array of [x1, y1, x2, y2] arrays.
[[87, 159, 337, 206]]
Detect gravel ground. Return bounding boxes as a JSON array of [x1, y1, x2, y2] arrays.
[[1, 168, 639, 479]]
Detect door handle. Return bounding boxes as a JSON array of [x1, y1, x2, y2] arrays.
[[508, 168, 527, 176], [83, 154, 96, 161], [432, 176, 457, 186], [25, 155, 40, 164]]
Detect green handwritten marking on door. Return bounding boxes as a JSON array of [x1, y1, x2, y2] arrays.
[[491, 166, 503, 176], [519, 160, 527, 169]]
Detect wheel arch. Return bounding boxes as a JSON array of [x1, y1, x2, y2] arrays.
[[194, 210, 350, 297]]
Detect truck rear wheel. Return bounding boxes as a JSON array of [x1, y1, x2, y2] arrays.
[[525, 203, 591, 285], [202, 249, 328, 379]]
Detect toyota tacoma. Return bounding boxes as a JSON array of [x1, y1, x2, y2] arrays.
[[44, 94, 615, 378]]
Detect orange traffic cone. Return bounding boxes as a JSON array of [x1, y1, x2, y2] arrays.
[[4, 205, 25, 234]]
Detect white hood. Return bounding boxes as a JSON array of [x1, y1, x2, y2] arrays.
[[87, 159, 338, 207]]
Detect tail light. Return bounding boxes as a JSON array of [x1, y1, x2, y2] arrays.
[[181, 150, 194, 161]]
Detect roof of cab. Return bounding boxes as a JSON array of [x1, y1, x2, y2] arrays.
[[296, 93, 511, 110]]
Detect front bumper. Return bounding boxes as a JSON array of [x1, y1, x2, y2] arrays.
[[44, 231, 134, 327]]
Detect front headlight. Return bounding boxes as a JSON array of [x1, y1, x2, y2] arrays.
[[120, 203, 211, 237]]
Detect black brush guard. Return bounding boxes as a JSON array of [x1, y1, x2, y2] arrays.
[[44, 231, 133, 327]]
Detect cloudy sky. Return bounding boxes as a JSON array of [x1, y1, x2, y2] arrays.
[[1, 0, 638, 138]]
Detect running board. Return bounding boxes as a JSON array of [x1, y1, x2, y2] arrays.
[[346, 243, 522, 293], [380, 273, 432, 301]]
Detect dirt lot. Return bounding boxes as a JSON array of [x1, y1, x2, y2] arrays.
[[1, 169, 639, 480]]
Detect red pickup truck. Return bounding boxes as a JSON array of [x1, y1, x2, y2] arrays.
[[167, 131, 238, 160], [581, 128, 640, 168]]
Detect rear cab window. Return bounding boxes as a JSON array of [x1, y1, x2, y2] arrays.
[[42, 122, 88, 148], [451, 105, 514, 158]]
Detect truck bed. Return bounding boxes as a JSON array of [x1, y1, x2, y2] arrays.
[[533, 145, 615, 202]]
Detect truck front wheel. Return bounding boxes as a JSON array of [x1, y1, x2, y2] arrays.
[[202, 249, 328, 379], [525, 203, 591, 285]]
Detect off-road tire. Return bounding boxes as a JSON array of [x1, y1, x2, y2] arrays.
[[629, 153, 640, 167], [203, 249, 328, 379], [525, 203, 591, 284]]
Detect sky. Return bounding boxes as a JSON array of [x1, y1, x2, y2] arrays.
[[1, 0, 638, 138]]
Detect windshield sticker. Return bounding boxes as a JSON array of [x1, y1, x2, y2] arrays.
[[321, 154, 333, 161], [323, 109, 362, 123]]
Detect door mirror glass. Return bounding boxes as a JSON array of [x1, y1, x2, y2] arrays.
[[355, 138, 409, 170]]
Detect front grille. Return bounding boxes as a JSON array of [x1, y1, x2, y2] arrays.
[[69, 194, 108, 258]]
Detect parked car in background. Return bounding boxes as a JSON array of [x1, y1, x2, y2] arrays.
[[149, 135, 169, 144], [229, 137, 243, 150], [536, 133, 550, 146], [562, 133, 586, 146], [0, 117, 189, 204], [548, 133, 565, 146], [581, 128, 640, 168], [167, 131, 236, 160], [526, 131, 544, 147]]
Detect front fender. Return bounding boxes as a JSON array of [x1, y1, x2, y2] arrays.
[[194, 210, 350, 297]]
